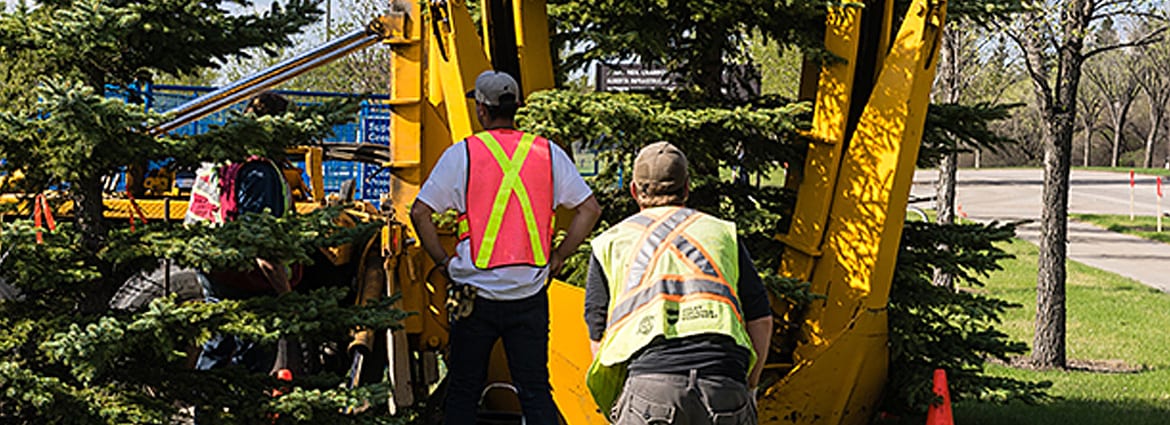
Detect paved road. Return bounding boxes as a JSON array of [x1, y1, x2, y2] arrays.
[[911, 168, 1170, 292]]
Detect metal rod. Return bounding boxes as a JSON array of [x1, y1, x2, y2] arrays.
[[151, 29, 381, 135]]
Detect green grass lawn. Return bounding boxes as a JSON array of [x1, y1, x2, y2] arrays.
[[952, 239, 1170, 425], [1071, 214, 1170, 244]]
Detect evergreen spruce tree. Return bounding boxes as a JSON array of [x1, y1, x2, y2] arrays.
[[0, 0, 405, 423]]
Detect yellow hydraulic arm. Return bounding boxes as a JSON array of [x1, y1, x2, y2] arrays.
[[761, 0, 947, 423]]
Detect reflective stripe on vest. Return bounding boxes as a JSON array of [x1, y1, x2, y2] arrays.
[[585, 207, 753, 415], [185, 158, 292, 225], [458, 130, 554, 269], [185, 165, 223, 224], [606, 208, 743, 332]]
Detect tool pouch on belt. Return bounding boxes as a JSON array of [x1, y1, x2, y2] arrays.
[[427, 262, 477, 323], [446, 283, 476, 323]]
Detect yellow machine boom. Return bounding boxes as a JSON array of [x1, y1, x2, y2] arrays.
[[766, 1, 945, 422]]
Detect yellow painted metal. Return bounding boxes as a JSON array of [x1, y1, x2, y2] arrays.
[[382, 0, 481, 357], [434, 0, 492, 140], [547, 281, 607, 424], [385, 0, 425, 226], [288, 146, 325, 201], [103, 199, 188, 222], [2, 197, 317, 221], [762, 0, 947, 424], [0, 195, 68, 218], [512, 0, 555, 94], [778, 5, 866, 283]]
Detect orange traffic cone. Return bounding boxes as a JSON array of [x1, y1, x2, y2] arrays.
[[276, 369, 293, 382], [926, 369, 954, 425], [270, 369, 293, 423]]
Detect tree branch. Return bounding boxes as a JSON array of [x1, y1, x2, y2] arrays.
[[1084, 25, 1168, 59], [1090, 10, 1167, 22], [999, 20, 1054, 110]]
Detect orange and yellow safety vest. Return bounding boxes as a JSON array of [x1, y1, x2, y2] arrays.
[[585, 206, 754, 417]]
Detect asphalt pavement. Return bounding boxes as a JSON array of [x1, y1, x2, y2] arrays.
[[911, 168, 1170, 293]]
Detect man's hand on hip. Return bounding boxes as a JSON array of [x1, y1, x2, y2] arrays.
[[549, 249, 567, 277]]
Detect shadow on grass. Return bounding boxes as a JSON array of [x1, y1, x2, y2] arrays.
[[878, 399, 1170, 425]]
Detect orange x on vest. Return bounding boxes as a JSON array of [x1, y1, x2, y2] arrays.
[[607, 208, 743, 331]]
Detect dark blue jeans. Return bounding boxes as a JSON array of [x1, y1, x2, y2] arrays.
[[444, 287, 559, 424], [194, 272, 275, 373]]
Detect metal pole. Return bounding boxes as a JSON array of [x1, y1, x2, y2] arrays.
[[151, 28, 380, 135]]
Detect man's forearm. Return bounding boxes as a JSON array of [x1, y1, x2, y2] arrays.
[[746, 315, 773, 389], [554, 195, 601, 257], [256, 258, 291, 294], [409, 201, 449, 265]]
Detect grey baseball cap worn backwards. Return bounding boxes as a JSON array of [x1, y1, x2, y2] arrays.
[[633, 141, 689, 192], [466, 70, 519, 106]]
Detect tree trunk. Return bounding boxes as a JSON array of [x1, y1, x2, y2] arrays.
[[74, 174, 106, 252], [1143, 113, 1163, 169], [78, 72, 109, 252], [1107, 103, 1131, 168], [1165, 121, 1170, 169], [1143, 127, 1155, 169], [932, 151, 958, 289], [1110, 114, 1126, 167], [1082, 124, 1091, 167], [694, 33, 727, 101], [1030, 2, 1088, 368], [75, 174, 114, 313], [930, 23, 964, 290], [1034, 110, 1072, 369]]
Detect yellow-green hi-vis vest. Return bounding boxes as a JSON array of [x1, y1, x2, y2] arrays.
[[585, 206, 755, 417]]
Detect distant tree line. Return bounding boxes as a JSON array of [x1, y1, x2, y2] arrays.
[[914, 7, 1170, 171]]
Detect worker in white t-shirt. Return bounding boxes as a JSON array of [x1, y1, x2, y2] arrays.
[[409, 70, 602, 425]]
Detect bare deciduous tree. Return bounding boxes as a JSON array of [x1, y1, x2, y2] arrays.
[[1003, 0, 1168, 369], [932, 20, 1023, 289], [1136, 36, 1170, 168], [1085, 53, 1141, 167], [1077, 85, 1104, 166]]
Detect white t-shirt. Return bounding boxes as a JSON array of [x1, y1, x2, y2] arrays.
[[416, 135, 593, 300]]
